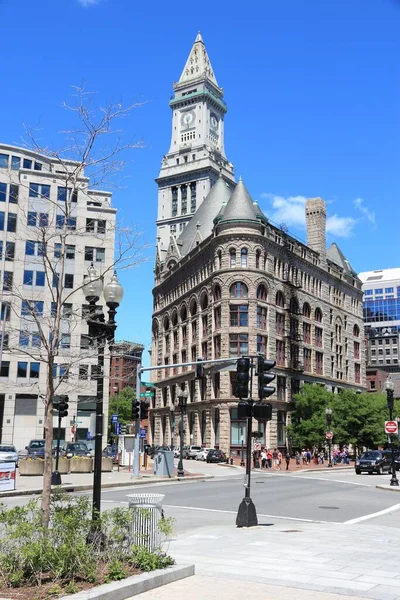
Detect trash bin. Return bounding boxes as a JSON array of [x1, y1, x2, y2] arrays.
[[127, 493, 165, 552], [153, 449, 174, 477]]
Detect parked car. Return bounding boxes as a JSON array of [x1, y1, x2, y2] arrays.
[[195, 448, 213, 461], [0, 445, 19, 465], [102, 445, 119, 462], [173, 447, 180, 458], [26, 439, 45, 459], [60, 442, 91, 458], [355, 450, 391, 475], [183, 445, 202, 460], [206, 449, 227, 463]]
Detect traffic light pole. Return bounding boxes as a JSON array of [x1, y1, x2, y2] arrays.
[[92, 341, 105, 523], [51, 409, 62, 486], [133, 363, 142, 478]]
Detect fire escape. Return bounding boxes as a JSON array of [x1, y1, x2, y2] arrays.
[[281, 226, 304, 374]]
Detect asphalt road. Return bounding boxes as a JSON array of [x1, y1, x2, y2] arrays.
[[3, 464, 400, 532]]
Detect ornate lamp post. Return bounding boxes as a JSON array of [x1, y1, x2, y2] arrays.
[[325, 408, 333, 468], [384, 378, 399, 487], [83, 265, 124, 524], [175, 386, 188, 478]]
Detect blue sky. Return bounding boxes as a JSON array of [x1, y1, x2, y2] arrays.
[[0, 0, 399, 362]]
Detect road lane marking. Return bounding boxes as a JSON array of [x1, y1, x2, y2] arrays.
[[163, 504, 338, 524], [254, 472, 372, 487], [344, 503, 400, 524]]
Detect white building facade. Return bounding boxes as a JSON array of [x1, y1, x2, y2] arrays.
[[0, 145, 116, 450]]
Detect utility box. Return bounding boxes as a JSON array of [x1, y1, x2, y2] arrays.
[[153, 449, 174, 478], [118, 434, 135, 467]]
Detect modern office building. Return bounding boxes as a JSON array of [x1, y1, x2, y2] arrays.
[[149, 34, 365, 456], [0, 144, 116, 449]]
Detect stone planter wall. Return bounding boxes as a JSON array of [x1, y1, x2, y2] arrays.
[[18, 459, 44, 476], [69, 458, 93, 473], [52, 458, 70, 474], [101, 457, 113, 472]]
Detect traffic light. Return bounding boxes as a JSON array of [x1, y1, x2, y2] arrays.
[[257, 356, 276, 400], [196, 357, 204, 379], [132, 400, 140, 420], [140, 400, 149, 420], [58, 396, 69, 418], [234, 357, 250, 399], [253, 402, 272, 421], [238, 401, 252, 419]]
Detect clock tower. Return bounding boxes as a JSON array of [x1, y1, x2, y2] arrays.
[[156, 32, 235, 254]]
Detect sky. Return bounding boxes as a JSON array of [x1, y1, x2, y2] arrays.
[[0, 0, 399, 363]]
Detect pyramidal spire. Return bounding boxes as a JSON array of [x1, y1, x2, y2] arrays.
[[178, 32, 218, 86]]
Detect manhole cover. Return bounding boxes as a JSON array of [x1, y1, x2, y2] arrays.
[[255, 481, 265, 484], [319, 506, 339, 510], [281, 530, 302, 533]]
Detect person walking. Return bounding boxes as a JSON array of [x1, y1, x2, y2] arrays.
[[267, 449, 273, 469], [273, 448, 278, 470], [285, 451, 291, 471], [261, 449, 267, 469], [277, 449, 282, 470], [295, 450, 301, 468]]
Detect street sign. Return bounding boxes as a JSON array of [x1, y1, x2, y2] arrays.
[[140, 392, 154, 398], [385, 421, 398, 435], [140, 428, 146, 439], [115, 422, 120, 435], [254, 443, 261, 451], [326, 431, 333, 440], [111, 414, 119, 423]]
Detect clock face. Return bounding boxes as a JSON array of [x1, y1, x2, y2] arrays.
[[180, 110, 196, 130], [210, 113, 219, 130]]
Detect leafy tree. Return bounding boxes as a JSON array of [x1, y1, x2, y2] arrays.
[[108, 388, 135, 438], [287, 384, 331, 449]]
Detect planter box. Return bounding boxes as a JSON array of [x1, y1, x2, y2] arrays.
[[101, 457, 113, 472], [18, 459, 44, 476], [52, 458, 70, 474], [69, 458, 93, 473]]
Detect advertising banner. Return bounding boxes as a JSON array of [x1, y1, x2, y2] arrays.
[[0, 462, 16, 491]]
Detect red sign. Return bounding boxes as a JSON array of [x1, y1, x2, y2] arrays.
[[326, 431, 333, 440], [385, 421, 398, 435]]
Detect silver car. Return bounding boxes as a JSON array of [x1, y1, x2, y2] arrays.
[[0, 445, 19, 466]]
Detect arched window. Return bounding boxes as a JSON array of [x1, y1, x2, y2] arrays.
[[180, 305, 187, 322], [290, 297, 299, 315], [241, 248, 248, 268], [190, 300, 197, 316], [217, 250, 222, 270], [230, 282, 248, 298], [229, 248, 236, 268], [213, 285, 221, 302], [353, 324, 360, 337], [200, 294, 209, 310], [315, 307, 323, 323], [257, 284, 268, 301], [303, 302, 311, 318], [163, 316, 170, 331], [167, 260, 176, 271], [276, 291, 285, 308], [171, 310, 178, 327], [255, 250, 261, 269]]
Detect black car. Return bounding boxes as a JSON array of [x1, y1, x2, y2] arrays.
[[61, 442, 91, 458], [206, 449, 227, 463], [102, 445, 119, 462], [355, 450, 391, 475], [26, 439, 45, 459]]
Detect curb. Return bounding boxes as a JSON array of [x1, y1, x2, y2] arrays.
[[217, 463, 242, 469], [59, 564, 195, 600], [0, 474, 214, 499], [376, 485, 400, 492]]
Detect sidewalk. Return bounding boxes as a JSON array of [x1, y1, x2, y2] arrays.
[[136, 521, 400, 600], [0, 465, 212, 498]]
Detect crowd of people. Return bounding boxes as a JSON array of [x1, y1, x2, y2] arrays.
[[252, 447, 350, 470]]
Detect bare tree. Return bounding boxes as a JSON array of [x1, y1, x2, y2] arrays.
[[2, 86, 145, 528]]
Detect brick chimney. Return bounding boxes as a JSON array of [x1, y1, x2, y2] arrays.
[[305, 197, 326, 259]]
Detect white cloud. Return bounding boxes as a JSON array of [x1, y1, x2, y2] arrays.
[[77, 0, 101, 7], [353, 197, 375, 224], [260, 193, 357, 238]]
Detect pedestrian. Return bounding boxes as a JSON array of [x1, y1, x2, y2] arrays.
[[267, 449, 273, 469], [273, 448, 278, 469], [261, 448, 267, 469], [277, 449, 282, 470], [285, 451, 290, 471], [302, 449, 307, 465], [306, 449, 311, 464], [295, 450, 301, 468], [319, 451, 324, 465]]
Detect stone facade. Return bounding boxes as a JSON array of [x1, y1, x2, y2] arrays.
[[149, 34, 365, 456]]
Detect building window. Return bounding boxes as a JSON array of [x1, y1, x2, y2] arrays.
[[190, 182, 197, 212], [21, 300, 44, 316], [23, 158, 32, 169], [303, 348, 312, 372], [303, 302, 311, 318], [257, 284, 267, 301], [11, 156, 20, 170], [315, 351, 323, 374], [0, 361, 10, 377], [229, 249, 236, 268], [230, 282, 248, 298], [230, 408, 247, 445], [0, 154, 9, 168], [276, 340, 285, 366], [355, 363, 361, 384], [230, 304, 248, 327], [276, 291, 285, 308], [257, 306, 267, 329], [7, 213, 16, 232], [181, 185, 187, 215], [85, 247, 105, 263], [315, 307, 323, 323], [171, 187, 178, 217], [303, 322, 311, 344], [64, 274, 74, 288], [0, 302, 11, 321], [214, 306, 221, 328], [276, 312, 285, 335], [277, 411, 286, 446], [17, 362, 28, 377], [255, 250, 261, 269], [277, 376, 286, 402], [214, 285, 221, 301], [61, 334, 71, 349], [353, 324, 360, 337], [0, 183, 6, 202], [257, 335, 267, 354], [214, 335, 221, 358], [9, 185, 19, 204], [3, 271, 13, 291], [315, 326, 323, 348], [23, 270, 33, 285], [241, 248, 248, 267], [354, 341, 360, 360], [229, 333, 248, 357]]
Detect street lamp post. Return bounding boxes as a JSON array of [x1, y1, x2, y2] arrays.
[[83, 265, 124, 524], [175, 386, 188, 478], [384, 379, 399, 487], [325, 408, 333, 468], [240, 425, 245, 467]]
